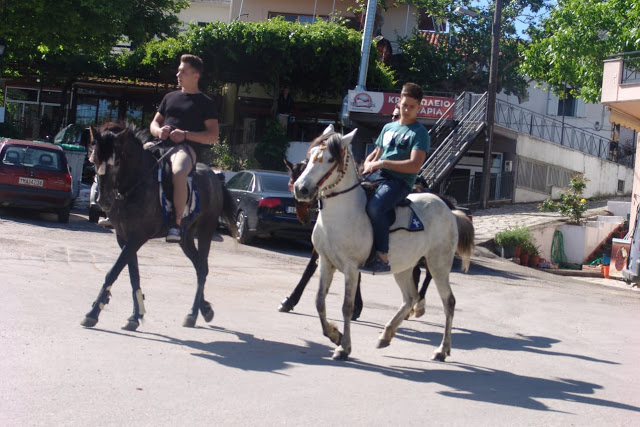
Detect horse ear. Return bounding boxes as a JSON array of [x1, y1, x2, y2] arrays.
[[341, 128, 357, 147], [283, 157, 293, 173], [88, 126, 100, 165], [322, 124, 334, 136], [89, 126, 100, 144]]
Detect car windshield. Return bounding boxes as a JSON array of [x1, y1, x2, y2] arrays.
[[260, 174, 289, 192], [2, 146, 64, 171]]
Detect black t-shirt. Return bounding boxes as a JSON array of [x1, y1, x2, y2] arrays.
[[157, 90, 218, 158]]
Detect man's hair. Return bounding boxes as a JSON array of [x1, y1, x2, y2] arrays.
[[180, 54, 204, 75], [401, 82, 423, 102]]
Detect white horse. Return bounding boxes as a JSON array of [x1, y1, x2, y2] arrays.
[[293, 125, 474, 361]]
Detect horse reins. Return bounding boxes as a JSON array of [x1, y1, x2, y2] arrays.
[[113, 142, 177, 200]]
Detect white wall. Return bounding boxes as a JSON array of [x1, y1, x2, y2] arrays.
[[515, 134, 633, 203], [179, 0, 231, 25]]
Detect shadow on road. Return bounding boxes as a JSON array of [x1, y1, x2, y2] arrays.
[[87, 324, 640, 414]]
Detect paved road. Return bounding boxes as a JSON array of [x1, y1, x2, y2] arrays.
[[1, 207, 639, 426]]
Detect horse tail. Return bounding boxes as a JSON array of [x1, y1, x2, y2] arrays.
[[221, 185, 239, 240], [453, 209, 475, 272]]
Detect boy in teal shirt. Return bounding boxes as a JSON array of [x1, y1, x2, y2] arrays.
[[359, 83, 430, 274]]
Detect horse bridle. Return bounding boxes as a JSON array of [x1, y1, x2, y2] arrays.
[[106, 143, 177, 201], [311, 144, 361, 206]]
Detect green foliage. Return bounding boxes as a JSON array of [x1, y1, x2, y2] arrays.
[[209, 140, 236, 170], [0, 0, 188, 79], [388, 0, 547, 99], [520, 0, 640, 103], [495, 225, 532, 248], [538, 174, 589, 224], [254, 119, 289, 171], [126, 19, 393, 98], [521, 240, 540, 256]]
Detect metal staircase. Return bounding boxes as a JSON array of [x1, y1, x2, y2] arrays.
[[419, 92, 488, 190]]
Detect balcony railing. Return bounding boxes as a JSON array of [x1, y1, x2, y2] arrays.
[[611, 51, 640, 84], [494, 99, 633, 167]]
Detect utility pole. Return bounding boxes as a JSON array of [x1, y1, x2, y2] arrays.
[[480, 0, 503, 209]]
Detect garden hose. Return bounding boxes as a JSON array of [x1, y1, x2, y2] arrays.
[[551, 230, 568, 266]]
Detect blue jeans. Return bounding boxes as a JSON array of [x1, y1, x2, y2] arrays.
[[365, 173, 411, 254]]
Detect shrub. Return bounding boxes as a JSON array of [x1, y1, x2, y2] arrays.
[[209, 139, 235, 170], [495, 225, 532, 248], [538, 174, 589, 224]]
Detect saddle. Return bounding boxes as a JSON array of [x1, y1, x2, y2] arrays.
[[361, 181, 424, 232], [147, 142, 200, 225]]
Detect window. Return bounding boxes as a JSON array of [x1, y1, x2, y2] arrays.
[[618, 180, 625, 193], [418, 11, 447, 32], [546, 90, 586, 118], [268, 12, 327, 24], [516, 157, 577, 194]]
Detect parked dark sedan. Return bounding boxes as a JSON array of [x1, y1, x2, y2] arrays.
[[225, 169, 316, 244], [0, 138, 73, 222]]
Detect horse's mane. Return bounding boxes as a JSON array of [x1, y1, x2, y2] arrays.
[[99, 121, 150, 146], [307, 131, 344, 167], [94, 121, 151, 164]]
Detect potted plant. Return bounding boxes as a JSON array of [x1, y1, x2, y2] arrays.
[[527, 242, 541, 268], [519, 241, 530, 266], [495, 226, 531, 258]]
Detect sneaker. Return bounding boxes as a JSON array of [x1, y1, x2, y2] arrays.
[[359, 257, 391, 275], [166, 227, 181, 243], [98, 217, 112, 227]]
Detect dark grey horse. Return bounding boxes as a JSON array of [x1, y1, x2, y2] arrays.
[[80, 122, 237, 330]]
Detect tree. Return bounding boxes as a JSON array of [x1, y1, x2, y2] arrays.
[[0, 0, 188, 79], [520, 0, 640, 103], [123, 19, 394, 103]]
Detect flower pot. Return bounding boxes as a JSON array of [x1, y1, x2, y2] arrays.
[[515, 246, 521, 257], [602, 265, 610, 278], [529, 255, 540, 268], [499, 245, 517, 258], [519, 253, 529, 266]]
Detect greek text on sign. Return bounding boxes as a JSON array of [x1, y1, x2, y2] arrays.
[[347, 90, 454, 119]]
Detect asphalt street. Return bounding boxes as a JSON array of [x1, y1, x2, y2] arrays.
[[1, 207, 639, 426]]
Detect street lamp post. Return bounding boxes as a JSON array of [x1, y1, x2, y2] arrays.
[[480, 0, 503, 209]]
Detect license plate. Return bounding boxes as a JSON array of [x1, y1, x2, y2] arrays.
[[19, 177, 44, 187], [286, 206, 297, 214]]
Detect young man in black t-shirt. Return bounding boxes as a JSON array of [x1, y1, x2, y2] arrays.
[[150, 54, 219, 242]]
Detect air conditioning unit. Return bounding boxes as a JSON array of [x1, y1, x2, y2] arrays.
[[504, 160, 513, 172]]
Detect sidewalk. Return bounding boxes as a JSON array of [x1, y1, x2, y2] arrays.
[[471, 199, 615, 246], [469, 197, 639, 291]]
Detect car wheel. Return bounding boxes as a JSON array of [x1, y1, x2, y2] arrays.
[[88, 205, 101, 223], [58, 206, 71, 223], [236, 211, 253, 245]]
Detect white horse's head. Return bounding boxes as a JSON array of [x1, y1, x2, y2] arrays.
[[293, 125, 357, 202]]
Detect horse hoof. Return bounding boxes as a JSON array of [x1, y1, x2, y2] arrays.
[[183, 315, 197, 328], [80, 317, 98, 328], [431, 352, 447, 362], [377, 339, 391, 348], [121, 320, 139, 331], [202, 308, 214, 323], [413, 307, 426, 318], [351, 307, 362, 321], [332, 348, 350, 361], [278, 297, 294, 312]]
